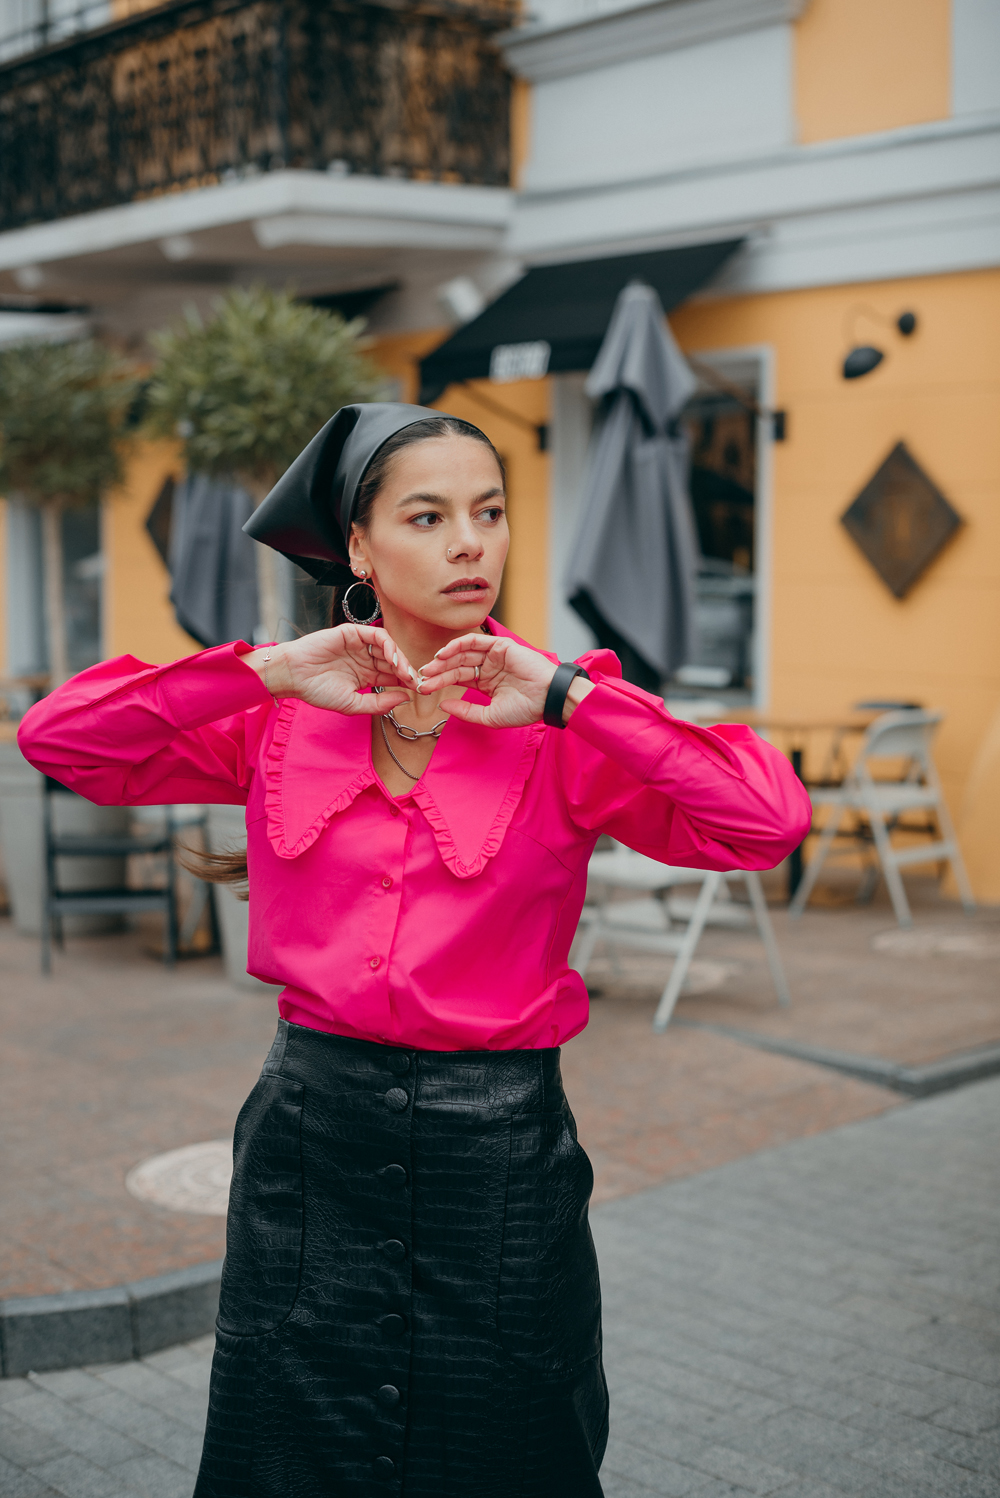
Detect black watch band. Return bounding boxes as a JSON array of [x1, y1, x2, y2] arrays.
[[543, 662, 591, 728]]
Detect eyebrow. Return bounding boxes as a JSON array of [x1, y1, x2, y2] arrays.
[[394, 487, 505, 511]]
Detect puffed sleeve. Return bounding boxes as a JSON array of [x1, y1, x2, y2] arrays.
[[17, 641, 274, 807], [557, 651, 812, 871]]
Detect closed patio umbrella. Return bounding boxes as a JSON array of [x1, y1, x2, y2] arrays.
[[168, 474, 259, 648], [566, 281, 699, 692]]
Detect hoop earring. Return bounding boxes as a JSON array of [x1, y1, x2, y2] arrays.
[[342, 579, 381, 625]]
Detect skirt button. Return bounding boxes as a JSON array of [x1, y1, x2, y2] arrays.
[[374, 1455, 395, 1477], [381, 1164, 407, 1186], [377, 1384, 401, 1407], [380, 1314, 407, 1338], [382, 1239, 406, 1262], [387, 1052, 411, 1075], [385, 1087, 408, 1112]]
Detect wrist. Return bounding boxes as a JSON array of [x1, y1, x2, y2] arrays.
[[562, 675, 594, 725], [243, 643, 293, 699]]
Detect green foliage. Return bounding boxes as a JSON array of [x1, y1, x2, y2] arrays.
[[0, 338, 135, 504], [144, 286, 384, 484]]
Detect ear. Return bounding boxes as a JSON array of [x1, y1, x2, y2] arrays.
[[347, 525, 370, 577]]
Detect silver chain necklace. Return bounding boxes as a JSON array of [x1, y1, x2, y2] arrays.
[[373, 625, 491, 780]]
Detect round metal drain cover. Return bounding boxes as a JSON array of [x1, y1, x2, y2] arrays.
[[126, 1140, 233, 1215]]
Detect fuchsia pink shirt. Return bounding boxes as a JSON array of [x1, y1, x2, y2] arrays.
[[18, 622, 811, 1051]]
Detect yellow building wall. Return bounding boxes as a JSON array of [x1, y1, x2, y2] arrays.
[[795, 0, 952, 144], [103, 440, 200, 663], [671, 265, 1000, 899]]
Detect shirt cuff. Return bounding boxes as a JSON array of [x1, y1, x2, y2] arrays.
[[158, 641, 273, 730]]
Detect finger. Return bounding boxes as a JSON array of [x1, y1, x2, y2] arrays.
[[439, 698, 497, 727], [432, 633, 495, 664], [418, 664, 485, 692], [347, 690, 411, 716], [350, 629, 416, 689], [420, 648, 494, 683]]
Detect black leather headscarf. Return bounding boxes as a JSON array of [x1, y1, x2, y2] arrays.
[[243, 402, 448, 584]]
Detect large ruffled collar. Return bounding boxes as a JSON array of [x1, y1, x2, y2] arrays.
[[263, 621, 552, 879]]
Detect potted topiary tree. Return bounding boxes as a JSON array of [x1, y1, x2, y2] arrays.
[[0, 337, 136, 937], [144, 284, 382, 642], [143, 286, 382, 987], [0, 337, 136, 688]]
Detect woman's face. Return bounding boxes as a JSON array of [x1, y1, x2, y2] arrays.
[[349, 435, 508, 631]]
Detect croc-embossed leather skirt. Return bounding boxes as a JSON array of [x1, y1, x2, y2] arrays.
[[193, 1020, 608, 1497]]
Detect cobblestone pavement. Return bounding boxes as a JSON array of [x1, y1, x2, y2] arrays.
[[2, 1078, 997, 1497]]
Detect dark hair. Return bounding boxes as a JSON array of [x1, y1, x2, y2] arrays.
[[185, 416, 505, 895], [328, 415, 505, 626]]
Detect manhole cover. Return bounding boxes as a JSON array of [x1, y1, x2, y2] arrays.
[[126, 1140, 233, 1215]]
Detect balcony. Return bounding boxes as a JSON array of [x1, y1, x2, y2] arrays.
[[0, 0, 514, 236]]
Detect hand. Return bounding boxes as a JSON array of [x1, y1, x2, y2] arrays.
[[418, 634, 592, 729], [244, 626, 414, 716]]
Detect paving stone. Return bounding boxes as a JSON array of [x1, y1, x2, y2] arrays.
[[89, 1365, 207, 1433], [0, 1379, 35, 1408], [5, 1391, 146, 1466], [71, 1394, 202, 1474], [27, 1453, 144, 1498], [107, 1454, 195, 1498], [0, 1408, 70, 1468], [0, 1451, 66, 1497], [26, 1373, 106, 1405]]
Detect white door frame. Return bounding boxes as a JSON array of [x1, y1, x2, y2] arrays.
[[685, 341, 776, 711]]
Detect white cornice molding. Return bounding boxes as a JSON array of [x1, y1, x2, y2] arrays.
[[499, 0, 811, 82], [0, 172, 512, 271]]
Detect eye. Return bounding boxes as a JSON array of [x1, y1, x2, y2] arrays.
[[478, 506, 506, 524], [410, 512, 442, 528]]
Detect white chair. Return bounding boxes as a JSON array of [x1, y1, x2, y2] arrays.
[[572, 844, 791, 1033], [788, 710, 975, 929]]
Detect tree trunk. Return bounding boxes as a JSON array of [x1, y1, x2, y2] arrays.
[[41, 498, 70, 688], [242, 473, 281, 644]]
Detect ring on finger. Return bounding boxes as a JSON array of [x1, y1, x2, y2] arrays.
[[367, 642, 374, 656], [474, 664, 480, 682]]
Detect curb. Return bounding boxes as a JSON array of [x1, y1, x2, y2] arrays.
[[0, 1260, 222, 1378], [676, 1022, 1000, 1097]]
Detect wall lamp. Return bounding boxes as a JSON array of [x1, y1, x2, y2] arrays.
[[842, 308, 917, 380]]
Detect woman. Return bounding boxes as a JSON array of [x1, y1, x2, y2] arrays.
[[19, 403, 810, 1498]]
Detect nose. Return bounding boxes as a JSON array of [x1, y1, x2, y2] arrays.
[[447, 521, 484, 562]]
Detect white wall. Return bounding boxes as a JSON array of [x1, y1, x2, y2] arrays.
[[524, 23, 794, 194], [953, 0, 1000, 116]]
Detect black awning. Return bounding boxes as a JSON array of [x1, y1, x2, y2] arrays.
[[418, 238, 743, 404]]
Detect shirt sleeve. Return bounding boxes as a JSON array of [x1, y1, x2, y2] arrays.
[[16, 641, 274, 807], [558, 653, 812, 871]]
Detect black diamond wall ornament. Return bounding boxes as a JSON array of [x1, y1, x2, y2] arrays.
[[841, 441, 962, 599]]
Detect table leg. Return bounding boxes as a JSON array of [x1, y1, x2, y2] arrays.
[[788, 747, 804, 902]]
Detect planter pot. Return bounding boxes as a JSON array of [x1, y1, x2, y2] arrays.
[[0, 742, 129, 936], [205, 804, 271, 992]]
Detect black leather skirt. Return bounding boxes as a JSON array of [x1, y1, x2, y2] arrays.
[[194, 1020, 608, 1497]]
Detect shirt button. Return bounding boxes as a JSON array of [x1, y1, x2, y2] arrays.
[[382, 1239, 406, 1262], [390, 805, 400, 817], [377, 1384, 401, 1408], [382, 875, 393, 889], [385, 1088, 408, 1113], [380, 1314, 407, 1338], [374, 1455, 395, 1478], [387, 1052, 410, 1075], [381, 1164, 407, 1186], [370, 956, 381, 969]]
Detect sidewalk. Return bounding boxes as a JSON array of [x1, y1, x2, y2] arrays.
[[3, 873, 998, 1295], [1, 1077, 997, 1497]]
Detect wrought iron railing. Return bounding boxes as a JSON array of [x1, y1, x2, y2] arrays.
[[0, 0, 513, 233]]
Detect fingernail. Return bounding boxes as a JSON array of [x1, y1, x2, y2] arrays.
[[408, 666, 417, 681], [392, 652, 398, 667]]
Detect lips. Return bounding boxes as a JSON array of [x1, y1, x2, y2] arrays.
[[442, 577, 490, 595]]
